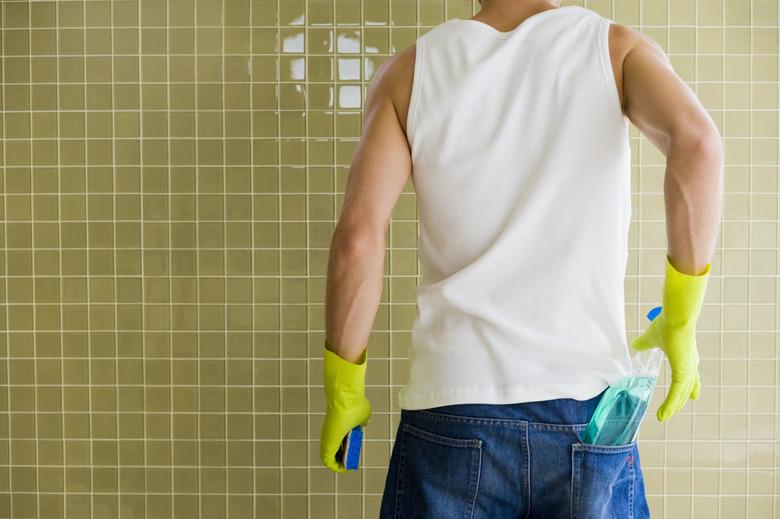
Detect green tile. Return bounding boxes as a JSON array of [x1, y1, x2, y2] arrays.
[[0, 2, 771, 515]]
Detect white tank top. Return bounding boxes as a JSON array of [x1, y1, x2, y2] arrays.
[[397, 6, 633, 410]]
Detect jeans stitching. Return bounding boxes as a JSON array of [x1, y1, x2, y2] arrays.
[[629, 447, 636, 519], [467, 441, 482, 519], [574, 441, 636, 454], [405, 409, 592, 431], [571, 447, 581, 519], [403, 421, 482, 448], [394, 424, 406, 519], [524, 425, 531, 519], [528, 422, 589, 431], [405, 409, 529, 427]]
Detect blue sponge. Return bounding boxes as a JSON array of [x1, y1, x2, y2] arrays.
[[341, 425, 363, 471]]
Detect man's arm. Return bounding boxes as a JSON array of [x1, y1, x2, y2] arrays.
[[615, 23, 724, 274], [616, 24, 723, 421], [324, 52, 414, 363]]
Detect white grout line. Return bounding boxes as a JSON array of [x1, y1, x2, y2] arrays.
[[746, 0, 752, 516], [276, 0, 284, 516], [221, 2, 228, 518], [56, 1, 66, 517], [718, 0, 724, 516], [137, 1, 148, 517], [165, 0, 174, 517], [249, 2, 257, 516], [111, 0, 121, 517], [27, 2, 41, 517], [303, 0, 312, 514], [774, 4, 779, 516], [83, 0, 96, 514], [194, 2, 202, 517]]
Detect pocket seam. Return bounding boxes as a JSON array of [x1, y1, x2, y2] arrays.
[[629, 465, 634, 519], [528, 421, 589, 431], [573, 440, 637, 454], [394, 428, 406, 519], [628, 446, 636, 519], [403, 422, 483, 448], [467, 446, 482, 519], [571, 444, 582, 519]]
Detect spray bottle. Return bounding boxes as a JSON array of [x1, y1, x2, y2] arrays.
[[580, 306, 666, 445]]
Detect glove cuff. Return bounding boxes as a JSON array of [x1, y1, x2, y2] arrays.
[[323, 339, 367, 404], [662, 255, 711, 326]]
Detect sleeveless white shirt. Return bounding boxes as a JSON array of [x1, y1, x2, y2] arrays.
[[397, 6, 633, 410]]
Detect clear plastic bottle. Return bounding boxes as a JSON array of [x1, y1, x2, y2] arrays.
[[580, 306, 665, 446]]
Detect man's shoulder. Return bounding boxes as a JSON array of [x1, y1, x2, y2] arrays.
[[365, 42, 417, 132], [608, 20, 663, 60]]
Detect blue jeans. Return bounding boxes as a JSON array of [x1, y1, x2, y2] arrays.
[[379, 388, 650, 519]]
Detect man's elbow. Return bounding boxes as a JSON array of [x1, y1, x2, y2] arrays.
[[669, 129, 724, 167], [692, 132, 724, 163], [331, 225, 386, 257]]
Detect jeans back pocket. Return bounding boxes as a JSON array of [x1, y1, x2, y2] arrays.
[[570, 440, 636, 519], [396, 422, 482, 519]]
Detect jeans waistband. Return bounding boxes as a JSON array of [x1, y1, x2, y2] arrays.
[[401, 388, 608, 426]]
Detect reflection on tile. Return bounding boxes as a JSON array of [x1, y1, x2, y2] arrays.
[[282, 29, 305, 53], [338, 84, 361, 108], [337, 29, 361, 53], [337, 57, 360, 80], [280, 4, 306, 27], [282, 56, 306, 81]]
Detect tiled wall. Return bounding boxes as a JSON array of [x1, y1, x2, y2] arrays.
[[0, 0, 778, 518]]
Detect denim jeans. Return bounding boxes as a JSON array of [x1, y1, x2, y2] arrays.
[[379, 388, 650, 519]]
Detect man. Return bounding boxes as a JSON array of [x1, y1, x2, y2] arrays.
[[320, 0, 723, 517]]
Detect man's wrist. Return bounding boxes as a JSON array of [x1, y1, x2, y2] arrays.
[[324, 339, 367, 365]]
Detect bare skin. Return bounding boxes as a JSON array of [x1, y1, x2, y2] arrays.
[[325, 1, 723, 362], [613, 17, 723, 278]]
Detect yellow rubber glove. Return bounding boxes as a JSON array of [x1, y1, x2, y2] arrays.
[[632, 255, 711, 422], [320, 339, 371, 472]]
